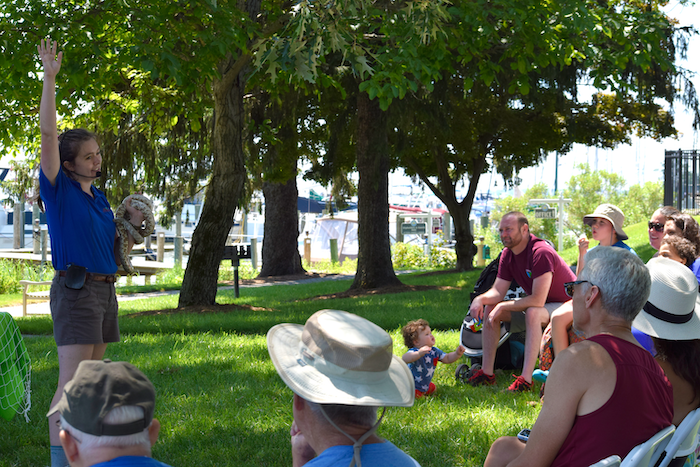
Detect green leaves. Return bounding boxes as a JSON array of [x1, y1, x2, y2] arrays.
[[563, 164, 663, 236]]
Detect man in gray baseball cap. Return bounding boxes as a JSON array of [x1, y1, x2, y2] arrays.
[[47, 359, 172, 467]]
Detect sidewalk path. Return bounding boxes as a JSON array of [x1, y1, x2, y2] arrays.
[[1, 274, 355, 319]]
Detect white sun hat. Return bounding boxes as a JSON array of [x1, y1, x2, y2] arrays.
[[583, 203, 628, 241], [267, 309, 414, 407], [633, 257, 700, 340]]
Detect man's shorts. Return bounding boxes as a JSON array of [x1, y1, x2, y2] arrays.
[[50, 274, 120, 346], [508, 301, 570, 334]]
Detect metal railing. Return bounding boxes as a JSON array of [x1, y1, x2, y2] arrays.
[[665, 149, 700, 214]]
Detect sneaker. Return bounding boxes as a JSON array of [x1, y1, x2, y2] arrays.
[[468, 369, 496, 386], [532, 369, 549, 383], [507, 375, 532, 392]]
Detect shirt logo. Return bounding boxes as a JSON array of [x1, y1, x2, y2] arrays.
[[526, 269, 532, 278]]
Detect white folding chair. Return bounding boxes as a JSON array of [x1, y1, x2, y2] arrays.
[[656, 408, 700, 467], [590, 455, 622, 467], [621, 425, 675, 467]]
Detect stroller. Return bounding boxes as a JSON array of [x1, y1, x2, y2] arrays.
[[455, 252, 527, 383]]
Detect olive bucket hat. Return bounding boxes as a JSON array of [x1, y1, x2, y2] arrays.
[[583, 203, 628, 241]]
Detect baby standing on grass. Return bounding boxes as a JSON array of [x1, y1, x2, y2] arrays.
[[402, 319, 465, 398]]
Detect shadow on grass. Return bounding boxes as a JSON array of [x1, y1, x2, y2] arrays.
[[6, 311, 541, 467]]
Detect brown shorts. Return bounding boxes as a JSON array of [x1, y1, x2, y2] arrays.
[[50, 274, 120, 346]]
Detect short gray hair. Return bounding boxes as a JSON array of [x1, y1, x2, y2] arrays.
[[306, 400, 378, 428], [579, 247, 651, 322], [60, 406, 151, 454]]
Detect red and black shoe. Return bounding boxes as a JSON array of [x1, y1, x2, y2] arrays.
[[468, 369, 496, 387], [507, 375, 532, 393]]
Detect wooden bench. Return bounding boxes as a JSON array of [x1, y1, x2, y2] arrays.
[[19, 280, 52, 317], [117, 260, 169, 285]]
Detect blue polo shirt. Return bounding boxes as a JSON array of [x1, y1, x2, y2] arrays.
[[39, 168, 117, 274]]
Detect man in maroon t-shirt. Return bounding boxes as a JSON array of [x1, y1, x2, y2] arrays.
[[468, 211, 576, 392]]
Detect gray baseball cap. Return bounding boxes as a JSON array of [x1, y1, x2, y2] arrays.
[[47, 360, 155, 436]]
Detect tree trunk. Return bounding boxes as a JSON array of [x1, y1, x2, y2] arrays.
[[410, 152, 486, 272], [256, 87, 305, 277], [350, 92, 401, 290], [179, 72, 247, 307], [259, 174, 305, 276], [452, 156, 486, 271], [451, 203, 477, 271]]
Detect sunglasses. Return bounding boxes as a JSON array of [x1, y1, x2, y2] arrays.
[[564, 280, 595, 298], [648, 222, 665, 232]]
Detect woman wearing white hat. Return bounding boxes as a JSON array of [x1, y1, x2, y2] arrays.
[[634, 257, 700, 427], [633, 212, 700, 354]]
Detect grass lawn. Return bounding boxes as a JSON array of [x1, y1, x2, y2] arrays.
[[1, 218, 660, 467]]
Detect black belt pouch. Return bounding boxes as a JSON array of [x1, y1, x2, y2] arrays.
[[65, 264, 87, 290]]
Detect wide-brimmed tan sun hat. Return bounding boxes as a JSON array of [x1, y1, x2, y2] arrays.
[[583, 203, 628, 241], [633, 257, 700, 340], [267, 309, 414, 407]]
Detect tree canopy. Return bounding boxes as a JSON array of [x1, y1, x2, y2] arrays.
[[1, 0, 287, 305], [388, 0, 695, 269], [0, 0, 695, 294], [564, 163, 664, 237]]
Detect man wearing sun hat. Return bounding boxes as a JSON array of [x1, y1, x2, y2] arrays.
[[267, 309, 420, 467], [46, 360, 171, 467]]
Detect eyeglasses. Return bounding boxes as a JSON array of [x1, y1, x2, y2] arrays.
[[564, 280, 594, 298], [648, 222, 665, 232]]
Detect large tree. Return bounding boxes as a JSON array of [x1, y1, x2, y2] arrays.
[[391, 0, 695, 270], [1, 0, 292, 306], [248, 87, 306, 277], [352, 91, 402, 288], [253, 0, 698, 278], [258, 0, 454, 288]]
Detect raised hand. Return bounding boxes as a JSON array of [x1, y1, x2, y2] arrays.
[[38, 39, 62, 79]]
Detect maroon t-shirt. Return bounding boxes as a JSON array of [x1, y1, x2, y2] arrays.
[[551, 335, 673, 467], [497, 234, 575, 303]]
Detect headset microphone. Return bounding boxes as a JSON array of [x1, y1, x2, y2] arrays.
[[69, 169, 102, 179]]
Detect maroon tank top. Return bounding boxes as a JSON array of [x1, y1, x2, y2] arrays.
[[551, 334, 673, 467]]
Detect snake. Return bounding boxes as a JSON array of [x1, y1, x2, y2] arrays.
[[114, 194, 156, 274]]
